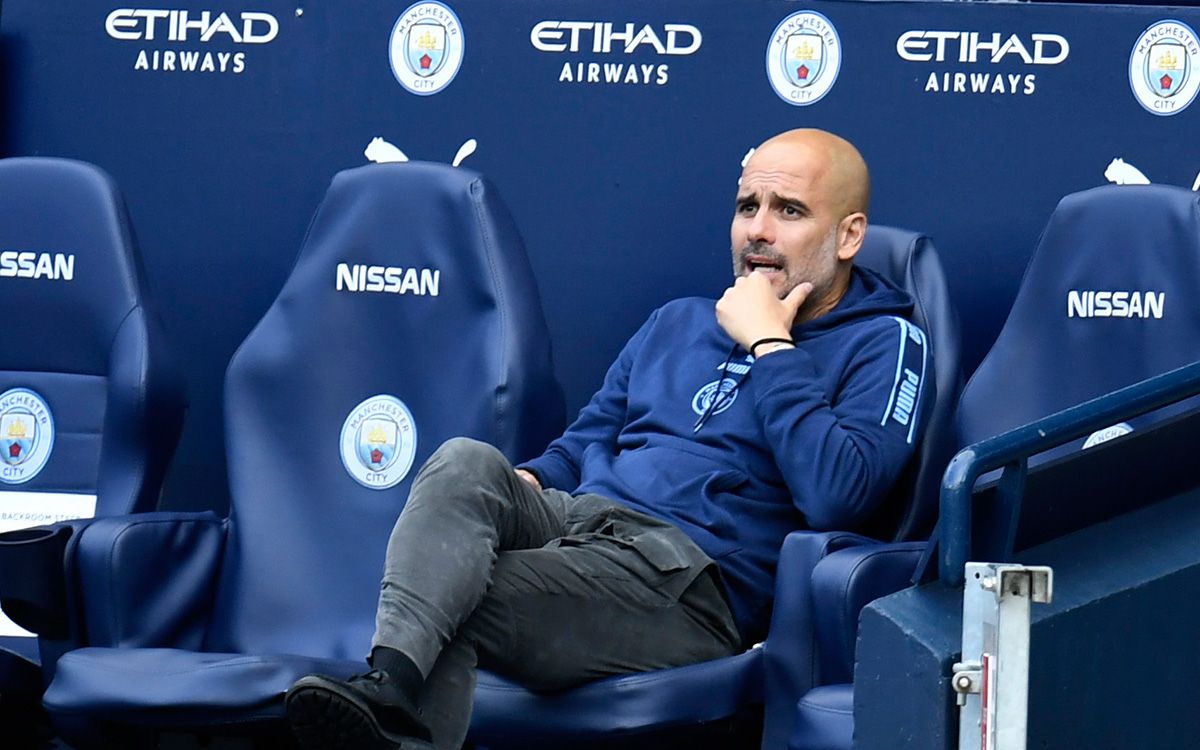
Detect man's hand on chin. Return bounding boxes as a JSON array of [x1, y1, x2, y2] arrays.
[[716, 272, 811, 352]]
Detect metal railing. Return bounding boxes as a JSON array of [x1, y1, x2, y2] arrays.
[[939, 359, 1200, 586]]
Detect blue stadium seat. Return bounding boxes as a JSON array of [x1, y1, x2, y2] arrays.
[[34, 162, 564, 747], [468, 225, 962, 750], [957, 184, 1200, 455], [787, 184, 1200, 750], [0, 158, 185, 704]]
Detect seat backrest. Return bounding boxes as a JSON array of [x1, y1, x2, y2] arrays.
[[206, 162, 565, 658], [0, 157, 184, 526], [958, 184, 1200, 458], [855, 225, 962, 541]]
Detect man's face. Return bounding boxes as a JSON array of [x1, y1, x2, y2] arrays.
[[730, 143, 842, 302]]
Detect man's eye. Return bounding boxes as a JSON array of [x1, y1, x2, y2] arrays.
[[737, 202, 757, 215], [782, 205, 799, 216]]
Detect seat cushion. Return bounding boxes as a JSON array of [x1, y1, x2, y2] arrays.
[[469, 647, 763, 745], [788, 683, 854, 750], [44, 648, 361, 724]]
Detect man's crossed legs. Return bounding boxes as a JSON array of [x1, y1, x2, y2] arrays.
[[287, 438, 741, 749]]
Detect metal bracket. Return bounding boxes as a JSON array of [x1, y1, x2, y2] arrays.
[[951, 662, 982, 706], [983, 565, 1053, 604], [955, 563, 1053, 750]]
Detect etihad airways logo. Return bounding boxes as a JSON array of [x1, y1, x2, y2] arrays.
[[105, 8, 280, 74], [896, 32, 1069, 64], [106, 9, 278, 43], [897, 30, 1070, 96], [530, 21, 703, 87], [530, 22, 701, 55]]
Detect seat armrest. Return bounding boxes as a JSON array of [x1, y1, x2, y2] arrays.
[[810, 542, 926, 685], [72, 511, 227, 649], [760, 530, 875, 750], [0, 522, 82, 638]]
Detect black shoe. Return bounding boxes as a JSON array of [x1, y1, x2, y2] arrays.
[[286, 669, 432, 750]]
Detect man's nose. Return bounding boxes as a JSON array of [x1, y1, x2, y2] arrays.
[[746, 208, 774, 245]]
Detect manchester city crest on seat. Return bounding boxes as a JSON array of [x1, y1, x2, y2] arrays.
[[340, 394, 418, 490], [357, 417, 399, 471], [0, 387, 55, 484]]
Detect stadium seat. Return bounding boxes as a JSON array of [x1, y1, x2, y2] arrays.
[[956, 184, 1200, 455], [34, 162, 565, 747], [467, 225, 962, 750], [787, 184, 1200, 750], [0, 158, 185, 710]]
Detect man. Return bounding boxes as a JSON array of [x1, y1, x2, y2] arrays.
[[286, 128, 932, 749]]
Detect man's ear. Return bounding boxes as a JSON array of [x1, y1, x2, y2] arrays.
[[836, 213, 867, 262]]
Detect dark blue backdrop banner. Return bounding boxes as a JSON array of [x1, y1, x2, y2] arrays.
[[2, 1, 1197, 511]]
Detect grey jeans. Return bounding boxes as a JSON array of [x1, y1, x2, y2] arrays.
[[371, 437, 742, 749]]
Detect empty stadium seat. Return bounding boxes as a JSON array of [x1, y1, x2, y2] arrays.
[[0, 158, 185, 705], [787, 184, 1200, 750], [958, 184, 1200, 455], [33, 162, 565, 747], [467, 225, 962, 750]]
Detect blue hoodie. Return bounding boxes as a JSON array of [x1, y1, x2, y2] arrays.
[[522, 266, 933, 641]]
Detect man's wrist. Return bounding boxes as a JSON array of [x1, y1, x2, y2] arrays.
[[750, 336, 796, 358], [754, 341, 796, 358]]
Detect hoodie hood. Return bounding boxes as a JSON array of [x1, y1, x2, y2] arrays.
[[792, 265, 915, 339]]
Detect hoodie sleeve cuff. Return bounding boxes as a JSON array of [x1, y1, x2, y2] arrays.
[[516, 454, 578, 493]]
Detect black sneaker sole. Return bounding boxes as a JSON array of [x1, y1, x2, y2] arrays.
[[286, 676, 410, 750]]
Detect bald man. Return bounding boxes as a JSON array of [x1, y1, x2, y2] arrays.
[[286, 129, 932, 750]]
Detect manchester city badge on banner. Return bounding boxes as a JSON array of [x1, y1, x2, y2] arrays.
[[766, 10, 842, 106], [389, 1, 464, 96], [1129, 20, 1200, 116]]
